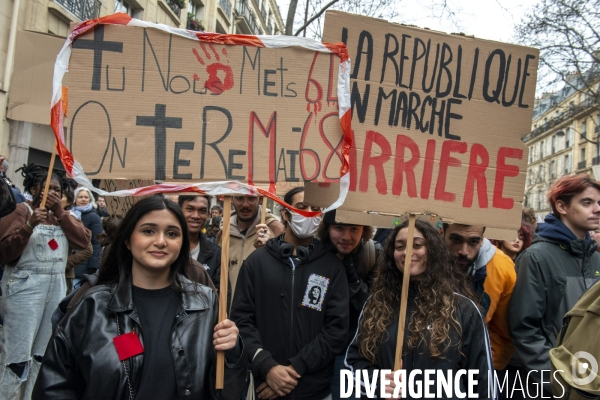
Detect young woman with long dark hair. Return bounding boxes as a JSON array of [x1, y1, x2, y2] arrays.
[[345, 220, 495, 399], [33, 196, 246, 399]]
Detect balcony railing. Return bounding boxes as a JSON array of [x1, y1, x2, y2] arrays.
[[235, 0, 260, 34], [578, 160, 587, 170], [219, 0, 232, 17], [524, 97, 597, 143], [54, 0, 101, 21], [165, 0, 183, 18]]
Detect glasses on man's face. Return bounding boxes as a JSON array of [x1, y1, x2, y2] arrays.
[[232, 196, 259, 204]]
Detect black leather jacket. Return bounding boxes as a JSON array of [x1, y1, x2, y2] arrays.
[[33, 274, 246, 400]]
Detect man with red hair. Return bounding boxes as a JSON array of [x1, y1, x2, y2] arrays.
[[509, 174, 600, 396]]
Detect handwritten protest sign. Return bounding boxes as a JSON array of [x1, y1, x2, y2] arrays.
[[63, 21, 348, 189], [305, 11, 538, 230], [98, 179, 153, 215]]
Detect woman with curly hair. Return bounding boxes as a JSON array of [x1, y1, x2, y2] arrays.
[[345, 220, 495, 399]]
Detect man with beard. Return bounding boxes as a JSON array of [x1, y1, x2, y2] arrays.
[[218, 195, 284, 306], [510, 174, 600, 396], [443, 223, 516, 371], [178, 195, 223, 289]]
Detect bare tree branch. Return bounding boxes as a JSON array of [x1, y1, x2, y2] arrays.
[[285, 0, 300, 35], [294, 0, 339, 36]]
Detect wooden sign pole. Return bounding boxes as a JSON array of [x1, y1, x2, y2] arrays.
[[260, 196, 267, 225], [394, 214, 416, 370], [215, 196, 232, 389], [40, 146, 57, 209]]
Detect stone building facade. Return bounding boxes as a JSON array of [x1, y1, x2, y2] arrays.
[[0, 0, 283, 189]]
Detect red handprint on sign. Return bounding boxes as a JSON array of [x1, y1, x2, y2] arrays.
[[192, 43, 234, 95]]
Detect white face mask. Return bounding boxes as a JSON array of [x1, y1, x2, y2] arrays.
[[288, 211, 321, 239]]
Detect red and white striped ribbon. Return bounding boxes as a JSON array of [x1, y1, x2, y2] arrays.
[[50, 13, 351, 216]]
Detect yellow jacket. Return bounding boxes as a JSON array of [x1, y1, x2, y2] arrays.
[[483, 247, 517, 369]]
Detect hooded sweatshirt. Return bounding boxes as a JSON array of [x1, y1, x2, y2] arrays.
[[231, 236, 350, 400], [219, 206, 279, 305], [509, 213, 600, 394], [468, 238, 516, 370]]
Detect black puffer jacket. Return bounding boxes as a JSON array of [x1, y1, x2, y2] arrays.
[[509, 214, 600, 394], [33, 274, 246, 400], [74, 209, 103, 278], [231, 236, 349, 400], [324, 239, 380, 349]]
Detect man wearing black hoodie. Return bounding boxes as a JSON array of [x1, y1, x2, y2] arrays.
[[316, 211, 380, 400], [231, 187, 349, 400], [509, 174, 600, 397]]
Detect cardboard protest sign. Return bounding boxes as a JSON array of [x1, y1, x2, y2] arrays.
[[63, 20, 349, 191], [306, 11, 538, 230], [8, 30, 67, 125], [98, 179, 153, 215]]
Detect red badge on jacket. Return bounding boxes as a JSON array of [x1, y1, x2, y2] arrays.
[[113, 332, 144, 361], [48, 239, 59, 250]]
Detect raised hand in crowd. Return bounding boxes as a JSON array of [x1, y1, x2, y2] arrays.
[[254, 223, 271, 249]]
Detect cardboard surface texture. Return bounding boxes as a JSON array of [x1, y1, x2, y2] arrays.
[[65, 24, 345, 186], [334, 209, 444, 230], [484, 227, 519, 242], [99, 179, 153, 215], [306, 11, 538, 230], [8, 30, 68, 125]]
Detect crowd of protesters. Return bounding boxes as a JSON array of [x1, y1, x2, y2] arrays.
[[0, 160, 599, 399]]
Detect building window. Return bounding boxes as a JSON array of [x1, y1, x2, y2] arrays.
[[565, 127, 572, 148], [529, 147, 533, 164], [540, 140, 545, 158], [564, 154, 571, 174], [188, 0, 205, 23], [115, 0, 142, 18], [537, 190, 544, 210], [581, 147, 586, 162], [551, 135, 557, 154], [581, 120, 587, 137], [550, 160, 556, 179], [115, 0, 133, 15]]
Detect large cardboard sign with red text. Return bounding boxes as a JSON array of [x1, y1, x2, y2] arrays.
[[306, 11, 537, 230], [65, 24, 345, 186]]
